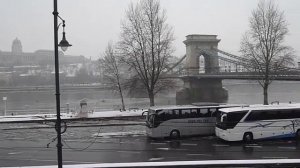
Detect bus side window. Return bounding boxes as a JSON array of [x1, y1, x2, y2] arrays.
[[197, 109, 202, 117], [274, 110, 282, 119], [210, 108, 217, 117], [295, 109, 300, 118], [263, 110, 278, 120], [182, 109, 191, 118], [264, 111, 274, 120], [245, 110, 261, 121], [191, 109, 197, 118], [287, 109, 299, 119], [158, 112, 166, 121], [164, 110, 172, 120], [200, 108, 209, 117], [296, 109, 300, 118], [287, 110, 294, 119], [172, 109, 180, 119], [172, 110, 176, 119], [280, 109, 300, 119]]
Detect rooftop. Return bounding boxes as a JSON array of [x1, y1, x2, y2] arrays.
[[220, 103, 300, 113]]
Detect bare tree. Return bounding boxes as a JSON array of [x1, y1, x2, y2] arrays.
[[119, 0, 175, 106], [99, 43, 125, 111], [240, 0, 295, 105]]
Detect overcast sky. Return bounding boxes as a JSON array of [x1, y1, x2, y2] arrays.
[[0, 0, 299, 61]]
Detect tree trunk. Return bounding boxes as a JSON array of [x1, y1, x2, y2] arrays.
[[149, 91, 155, 106], [118, 83, 126, 111], [120, 91, 125, 111], [263, 83, 269, 105]]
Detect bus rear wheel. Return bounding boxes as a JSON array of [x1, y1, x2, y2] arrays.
[[243, 132, 253, 143], [170, 130, 180, 139]]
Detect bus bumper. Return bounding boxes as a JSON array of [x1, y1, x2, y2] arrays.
[[146, 127, 157, 138], [215, 127, 239, 141]]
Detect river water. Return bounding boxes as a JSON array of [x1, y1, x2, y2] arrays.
[[1, 80, 300, 115], [224, 80, 300, 104]]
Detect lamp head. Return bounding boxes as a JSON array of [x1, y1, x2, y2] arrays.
[[58, 32, 72, 52]]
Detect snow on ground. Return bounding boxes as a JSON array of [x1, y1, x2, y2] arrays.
[[93, 130, 146, 138], [4, 159, 300, 168], [0, 109, 146, 123]]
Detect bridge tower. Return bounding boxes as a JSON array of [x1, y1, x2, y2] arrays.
[[176, 35, 228, 104], [184, 34, 220, 74]]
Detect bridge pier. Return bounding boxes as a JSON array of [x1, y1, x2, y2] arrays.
[[176, 77, 228, 105]]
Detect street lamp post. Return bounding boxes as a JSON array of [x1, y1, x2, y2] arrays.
[[53, 0, 72, 167], [3, 97, 7, 116]]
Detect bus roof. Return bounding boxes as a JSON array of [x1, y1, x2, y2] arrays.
[[149, 104, 245, 111], [219, 103, 300, 113]]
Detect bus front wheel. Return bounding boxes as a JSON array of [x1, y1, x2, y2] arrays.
[[296, 130, 300, 140], [170, 130, 180, 139], [243, 132, 253, 143]]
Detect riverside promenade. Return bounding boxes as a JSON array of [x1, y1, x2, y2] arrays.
[[0, 109, 145, 123]]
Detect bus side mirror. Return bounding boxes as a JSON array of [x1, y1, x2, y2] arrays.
[[142, 111, 148, 116], [221, 114, 227, 122]]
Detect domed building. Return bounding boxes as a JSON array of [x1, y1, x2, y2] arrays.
[[11, 38, 22, 54]]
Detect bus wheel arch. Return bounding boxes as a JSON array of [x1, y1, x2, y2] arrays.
[[243, 132, 253, 143], [170, 130, 180, 139]]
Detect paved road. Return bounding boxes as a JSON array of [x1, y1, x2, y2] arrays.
[[1, 121, 300, 167]]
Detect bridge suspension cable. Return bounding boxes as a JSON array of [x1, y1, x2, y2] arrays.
[[197, 49, 250, 68], [164, 48, 299, 76], [215, 48, 299, 72], [212, 48, 249, 62], [165, 54, 186, 73]]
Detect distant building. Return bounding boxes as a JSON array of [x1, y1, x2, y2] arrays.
[[0, 38, 98, 86], [0, 38, 87, 66], [298, 62, 300, 69]]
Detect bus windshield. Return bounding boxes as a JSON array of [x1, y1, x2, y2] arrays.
[[216, 111, 247, 130]]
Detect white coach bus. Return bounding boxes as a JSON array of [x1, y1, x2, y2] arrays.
[[215, 104, 300, 142], [145, 104, 241, 138]]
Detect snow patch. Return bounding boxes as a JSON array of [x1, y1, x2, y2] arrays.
[[93, 130, 146, 138]]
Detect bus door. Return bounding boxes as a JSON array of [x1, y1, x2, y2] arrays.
[[145, 110, 157, 128]]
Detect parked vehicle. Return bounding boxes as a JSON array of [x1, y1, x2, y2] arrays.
[[145, 104, 242, 138], [215, 103, 300, 142]]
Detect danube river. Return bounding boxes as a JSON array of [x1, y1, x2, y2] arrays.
[[1, 80, 300, 115], [225, 80, 300, 104]]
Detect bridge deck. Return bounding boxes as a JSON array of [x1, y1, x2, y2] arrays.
[[182, 73, 300, 81], [166, 71, 300, 81]]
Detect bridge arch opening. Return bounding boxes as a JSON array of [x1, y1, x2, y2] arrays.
[[199, 55, 205, 73]]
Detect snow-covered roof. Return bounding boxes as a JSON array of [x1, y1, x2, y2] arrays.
[[149, 104, 245, 111], [220, 103, 300, 113]]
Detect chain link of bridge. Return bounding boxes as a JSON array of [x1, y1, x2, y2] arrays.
[[173, 34, 300, 105]]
